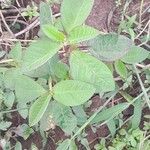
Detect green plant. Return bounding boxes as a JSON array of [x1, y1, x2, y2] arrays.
[[0, 0, 150, 149], [95, 127, 150, 150], [21, 2, 39, 19]]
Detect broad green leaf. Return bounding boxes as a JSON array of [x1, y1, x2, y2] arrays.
[[17, 103, 28, 119], [61, 0, 94, 32], [25, 54, 59, 78], [41, 101, 77, 134], [107, 119, 116, 137], [72, 106, 87, 125], [57, 139, 77, 150], [0, 67, 8, 73], [9, 42, 22, 62], [121, 46, 149, 64], [52, 62, 69, 79], [15, 75, 46, 103], [29, 94, 51, 126], [54, 17, 64, 31], [88, 33, 133, 61], [22, 39, 61, 72], [19, 124, 34, 140], [57, 139, 71, 150], [3, 68, 21, 90], [39, 1, 53, 37], [46, 101, 77, 135], [42, 25, 65, 42], [132, 99, 142, 129], [114, 60, 128, 79], [53, 80, 95, 106], [4, 91, 15, 108], [70, 51, 115, 92], [92, 103, 128, 124], [68, 25, 100, 43], [40, 104, 55, 131], [0, 121, 12, 131], [40, 2, 53, 26], [69, 141, 77, 150], [15, 142, 22, 150]]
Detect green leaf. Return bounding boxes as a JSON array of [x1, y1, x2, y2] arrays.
[[132, 99, 142, 129], [72, 106, 87, 125], [61, 0, 94, 32], [70, 51, 115, 92], [3, 68, 21, 90], [121, 46, 149, 64], [29, 94, 51, 126], [42, 25, 65, 42], [15, 142, 22, 150], [22, 39, 61, 72], [57, 139, 77, 150], [57, 139, 70, 150], [88, 33, 133, 61], [41, 101, 77, 134], [25, 54, 59, 78], [69, 141, 77, 150], [0, 121, 12, 131], [107, 119, 116, 137], [52, 62, 69, 79], [15, 75, 46, 103], [92, 103, 128, 124], [4, 91, 15, 108], [40, 2, 53, 26], [53, 80, 95, 106], [20, 124, 34, 140], [0, 67, 8, 73], [48, 101, 77, 135], [114, 60, 128, 79], [68, 25, 99, 43], [17, 103, 28, 119], [9, 42, 22, 62]]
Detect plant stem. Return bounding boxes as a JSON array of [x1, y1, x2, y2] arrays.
[[133, 65, 150, 108]]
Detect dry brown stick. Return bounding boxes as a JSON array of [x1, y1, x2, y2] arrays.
[[0, 10, 15, 38], [136, 64, 150, 69], [14, 18, 39, 37], [1, 18, 28, 25], [14, 13, 60, 37], [1, 8, 26, 14], [0, 39, 36, 42], [135, 20, 150, 39]]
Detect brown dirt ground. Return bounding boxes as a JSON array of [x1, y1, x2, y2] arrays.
[[86, 0, 115, 31]]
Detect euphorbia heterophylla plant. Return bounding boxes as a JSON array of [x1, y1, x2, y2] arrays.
[[22, 0, 115, 126], [2, 0, 109, 127]]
